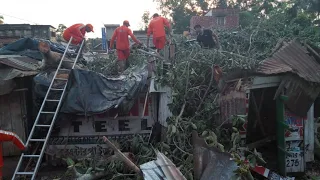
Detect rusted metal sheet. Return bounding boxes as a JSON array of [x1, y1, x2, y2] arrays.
[[275, 75, 320, 117], [220, 91, 247, 124], [0, 55, 39, 71], [258, 40, 320, 83], [219, 78, 250, 124]]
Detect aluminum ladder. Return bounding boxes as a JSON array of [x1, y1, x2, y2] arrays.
[[12, 37, 84, 180]]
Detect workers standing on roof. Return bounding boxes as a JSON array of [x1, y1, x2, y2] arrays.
[[194, 24, 221, 50], [147, 13, 172, 53], [110, 20, 141, 73], [63, 23, 94, 51]]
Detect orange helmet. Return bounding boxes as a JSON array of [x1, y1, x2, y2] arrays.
[[123, 20, 130, 26], [86, 24, 94, 32]]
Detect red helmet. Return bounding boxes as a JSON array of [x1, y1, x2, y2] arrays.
[[123, 20, 130, 26], [86, 24, 94, 32]]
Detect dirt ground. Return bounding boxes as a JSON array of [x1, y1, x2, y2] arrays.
[[3, 156, 320, 180]]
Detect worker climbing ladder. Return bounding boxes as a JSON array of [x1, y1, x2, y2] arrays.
[[12, 37, 85, 180]]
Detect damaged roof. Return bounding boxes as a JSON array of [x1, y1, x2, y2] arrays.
[[0, 55, 40, 80], [258, 40, 320, 83], [0, 55, 40, 71]]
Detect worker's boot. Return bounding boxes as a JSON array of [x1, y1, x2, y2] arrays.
[[117, 60, 125, 74]]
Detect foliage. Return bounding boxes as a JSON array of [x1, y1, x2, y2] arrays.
[[0, 15, 3, 24], [60, 6, 320, 179], [140, 11, 150, 31], [55, 24, 67, 41], [150, 0, 320, 34]]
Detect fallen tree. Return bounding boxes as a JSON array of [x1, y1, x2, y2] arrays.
[[60, 11, 320, 180]]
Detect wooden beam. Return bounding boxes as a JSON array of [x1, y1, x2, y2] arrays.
[[305, 104, 315, 162]]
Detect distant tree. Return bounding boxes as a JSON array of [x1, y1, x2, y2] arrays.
[[0, 16, 4, 24], [56, 24, 67, 34], [56, 24, 67, 41], [140, 11, 150, 31], [217, 0, 228, 8]]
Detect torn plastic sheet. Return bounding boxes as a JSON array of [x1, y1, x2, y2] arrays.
[[140, 150, 186, 180]]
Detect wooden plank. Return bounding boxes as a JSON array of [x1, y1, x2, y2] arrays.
[[305, 104, 314, 162], [276, 96, 286, 176], [157, 86, 172, 127], [0, 92, 26, 156], [0, 93, 13, 156]]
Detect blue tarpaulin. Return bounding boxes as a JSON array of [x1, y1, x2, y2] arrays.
[[0, 38, 72, 60]]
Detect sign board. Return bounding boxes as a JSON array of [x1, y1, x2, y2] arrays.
[[47, 93, 156, 159], [101, 27, 107, 50], [284, 111, 305, 173]]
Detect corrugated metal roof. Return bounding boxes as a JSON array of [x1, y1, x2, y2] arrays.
[[258, 40, 320, 83], [0, 55, 40, 71], [0, 67, 38, 80], [140, 150, 187, 180]]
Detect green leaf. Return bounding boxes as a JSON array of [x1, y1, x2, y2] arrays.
[[232, 127, 238, 132], [246, 171, 254, 180], [190, 122, 197, 130], [202, 131, 208, 136], [65, 157, 75, 167], [162, 142, 170, 149], [247, 154, 256, 168], [75, 162, 83, 167], [217, 143, 225, 152]]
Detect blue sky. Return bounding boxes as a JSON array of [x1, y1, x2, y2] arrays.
[[1, 0, 158, 38]]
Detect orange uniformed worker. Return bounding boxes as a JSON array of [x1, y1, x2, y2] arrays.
[[0, 130, 25, 179], [63, 23, 94, 45], [147, 13, 172, 52], [110, 20, 141, 73]]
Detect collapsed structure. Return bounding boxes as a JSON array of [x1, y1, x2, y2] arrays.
[[0, 16, 319, 179]]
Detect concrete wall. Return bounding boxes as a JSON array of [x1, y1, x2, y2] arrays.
[[190, 8, 239, 34], [0, 24, 56, 41]]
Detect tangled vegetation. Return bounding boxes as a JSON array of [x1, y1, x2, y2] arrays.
[[60, 8, 320, 180]]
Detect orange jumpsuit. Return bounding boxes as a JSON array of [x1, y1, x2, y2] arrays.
[[63, 24, 87, 45], [147, 17, 171, 50], [0, 130, 25, 178], [110, 26, 140, 60]]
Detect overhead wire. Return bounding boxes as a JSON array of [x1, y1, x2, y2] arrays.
[[0, 12, 39, 24]]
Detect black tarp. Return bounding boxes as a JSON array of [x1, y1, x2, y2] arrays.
[[33, 66, 148, 115]]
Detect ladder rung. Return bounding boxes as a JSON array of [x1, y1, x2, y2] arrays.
[[54, 78, 68, 81], [16, 172, 34, 175], [35, 124, 51, 127], [23, 155, 40, 158], [30, 139, 46, 142], [41, 111, 55, 114], [46, 99, 60, 102], [59, 68, 71, 71], [63, 60, 75, 63], [50, 88, 64, 91]]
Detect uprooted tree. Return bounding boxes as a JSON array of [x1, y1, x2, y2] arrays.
[[58, 1, 320, 180]]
